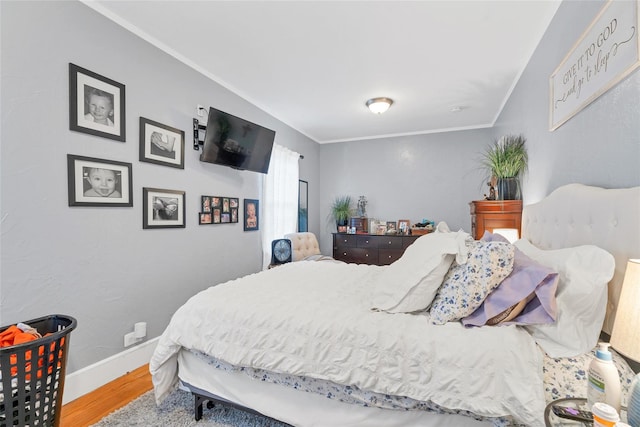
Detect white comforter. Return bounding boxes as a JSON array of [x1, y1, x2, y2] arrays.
[[150, 261, 545, 426]]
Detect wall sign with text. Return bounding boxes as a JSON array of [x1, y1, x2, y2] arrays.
[[549, 0, 639, 131]]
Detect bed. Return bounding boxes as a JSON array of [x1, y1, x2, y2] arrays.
[[150, 183, 640, 427]]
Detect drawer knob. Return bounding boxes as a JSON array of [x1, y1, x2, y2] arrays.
[[388, 255, 392, 258], [365, 254, 369, 257], [343, 239, 347, 243], [365, 240, 369, 244], [388, 241, 392, 245], [343, 252, 347, 256]]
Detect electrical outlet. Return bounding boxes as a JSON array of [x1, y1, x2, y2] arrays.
[[124, 332, 137, 347], [196, 104, 205, 117]]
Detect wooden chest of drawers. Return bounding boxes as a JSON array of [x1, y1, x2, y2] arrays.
[[469, 200, 522, 240], [332, 233, 420, 265]]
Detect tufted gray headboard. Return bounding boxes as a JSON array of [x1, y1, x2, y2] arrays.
[[521, 183, 640, 333]]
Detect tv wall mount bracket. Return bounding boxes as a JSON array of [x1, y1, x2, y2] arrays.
[[193, 118, 206, 151]]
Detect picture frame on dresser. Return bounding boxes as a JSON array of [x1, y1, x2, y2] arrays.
[[139, 117, 185, 169], [386, 221, 397, 234], [69, 63, 125, 142], [398, 219, 410, 235]]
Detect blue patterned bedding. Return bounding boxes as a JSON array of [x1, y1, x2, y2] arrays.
[[190, 346, 636, 427]]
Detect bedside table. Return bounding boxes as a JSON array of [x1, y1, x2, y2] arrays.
[[544, 397, 628, 426], [469, 200, 522, 240]]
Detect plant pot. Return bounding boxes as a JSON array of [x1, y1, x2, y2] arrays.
[[336, 219, 348, 233], [497, 177, 521, 200]]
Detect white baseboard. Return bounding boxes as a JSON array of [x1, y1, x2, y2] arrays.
[[62, 336, 159, 405]]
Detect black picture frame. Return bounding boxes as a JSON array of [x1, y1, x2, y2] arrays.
[[139, 117, 185, 169], [244, 199, 259, 231], [69, 63, 125, 142], [199, 212, 212, 225], [142, 187, 186, 229], [199, 196, 239, 225], [67, 154, 133, 207]]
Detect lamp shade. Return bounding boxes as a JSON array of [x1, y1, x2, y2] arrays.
[[366, 97, 393, 114], [611, 259, 640, 362], [611, 259, 640, 427]]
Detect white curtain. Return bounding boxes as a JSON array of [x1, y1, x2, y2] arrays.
[[261, 144, 300, 269]]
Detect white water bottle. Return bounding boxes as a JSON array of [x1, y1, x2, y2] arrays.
[[587, 343, 621, 413]]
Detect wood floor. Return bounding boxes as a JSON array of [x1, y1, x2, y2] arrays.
[[59, 364, 152, 427]]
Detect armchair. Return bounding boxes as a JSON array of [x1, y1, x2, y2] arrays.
[[284, 232, 332, 262]]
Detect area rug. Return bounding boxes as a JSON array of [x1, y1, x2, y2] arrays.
[[90, 388, 289, 427]]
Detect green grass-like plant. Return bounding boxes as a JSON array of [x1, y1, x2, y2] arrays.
[[330, 195, 353, 223], [482, 134, 528, 179]]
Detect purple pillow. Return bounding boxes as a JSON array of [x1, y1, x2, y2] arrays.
[[462, 232, 558, 327]]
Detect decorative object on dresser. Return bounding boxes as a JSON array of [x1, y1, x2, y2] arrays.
[[329, 195, 354, 232], [410, 219, 435, 236], [470, 199, 522, 241], [348, 195, 368, 233], [610, 259, 640, 427], [397, 219, 410, 235], [481, 134, 528, 200], [349, 217, 368, 234], [332, 233, 419, 265]]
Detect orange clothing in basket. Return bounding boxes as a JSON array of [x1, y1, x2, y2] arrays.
[[0, 323, 62, 379]]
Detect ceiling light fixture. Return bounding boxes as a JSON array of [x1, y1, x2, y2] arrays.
[[366, 97, 393, 114]]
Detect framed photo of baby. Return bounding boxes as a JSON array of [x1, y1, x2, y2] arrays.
[[69, 63, 125, 142], [139, 117, 185, 169], [67, 154, 133, 207], [244, 199, 259, 231]]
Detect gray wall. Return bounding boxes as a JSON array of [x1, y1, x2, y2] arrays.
[[318, 0, 640, 252], [493, 0, 640, 202], [0, 1, 319, 373], [318, 130, 492, 251]]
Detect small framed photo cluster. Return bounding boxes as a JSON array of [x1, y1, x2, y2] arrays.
[[199, 196, 239, 225]]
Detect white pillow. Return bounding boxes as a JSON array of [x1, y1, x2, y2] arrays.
[[514, 238, 615, 357], [371, 230, 468, 313]]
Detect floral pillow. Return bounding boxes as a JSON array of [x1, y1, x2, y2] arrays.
[[429, 240, 515, 325], [462, 232, 559, 327]]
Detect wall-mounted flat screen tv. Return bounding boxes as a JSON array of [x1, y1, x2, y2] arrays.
[[199, 107, 276, 174]]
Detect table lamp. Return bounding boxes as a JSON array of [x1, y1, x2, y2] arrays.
[[611, 259, 640, 427]]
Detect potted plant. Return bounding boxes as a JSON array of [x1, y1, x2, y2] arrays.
[[329, 195, 353, 232], [481, 134, 528, 200]]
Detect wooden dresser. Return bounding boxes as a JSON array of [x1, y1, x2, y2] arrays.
[[332, 233, 419, 265], [469, 200, 523, 240]]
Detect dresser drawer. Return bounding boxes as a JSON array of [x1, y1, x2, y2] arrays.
[[378, 249, 404, 265], [334, 234, 358, 248], [356, 235, 377, 248], [332, 233, 417, 266], [402, 235, 420, 249], [335, 247, 378, 264], [370, 235, 403, 249]]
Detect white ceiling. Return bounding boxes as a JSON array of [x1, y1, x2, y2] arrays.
[[85, 1, 561, 144]]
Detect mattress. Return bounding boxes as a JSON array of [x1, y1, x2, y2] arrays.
[[177, 346, 637, 427]]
